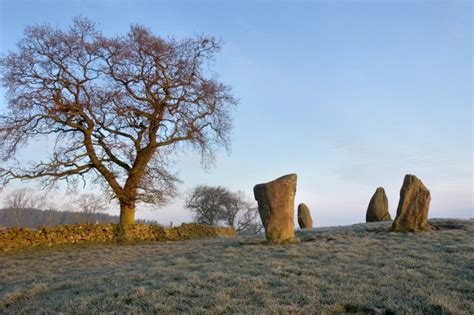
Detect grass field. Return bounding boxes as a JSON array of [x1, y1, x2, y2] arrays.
[[0, 219, 472, 314]]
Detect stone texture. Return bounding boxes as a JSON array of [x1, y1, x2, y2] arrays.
[[0, 223, 236, 253], [391, 174, 431, 232], [253, 174, 299, 244], [297, 203, 313, 229], [366, 187, 391, 222]]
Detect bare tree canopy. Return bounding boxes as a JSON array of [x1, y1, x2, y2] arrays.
[[3, 187, 45, 226], [76, 193, 108, 224], [185, 185, 230, 226], [4, 188, 45, 210], [0, 18, 237, 225], [185, 185, 262, 234]]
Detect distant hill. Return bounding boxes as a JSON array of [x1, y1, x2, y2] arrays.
[[0, 208, 159, 228]]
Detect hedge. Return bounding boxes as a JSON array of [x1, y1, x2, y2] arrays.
[[0, 223, 236, 252]]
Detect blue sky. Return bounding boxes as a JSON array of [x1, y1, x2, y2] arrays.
[[0, 0, 472, 226]]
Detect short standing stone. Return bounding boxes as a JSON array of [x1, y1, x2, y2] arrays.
[[366, 187, 391, 222], [253, 174, 299, 244], [298, 203, 313, 229], [391, 174, 431, 232]]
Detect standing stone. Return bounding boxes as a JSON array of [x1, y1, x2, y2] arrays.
[[298, 203, 313, 229], [253, 174, 299, 244], [366, 187, 391, 222], [391, 174, 431, 232]]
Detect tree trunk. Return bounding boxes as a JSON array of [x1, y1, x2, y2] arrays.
[[120, 203, 135, 226]]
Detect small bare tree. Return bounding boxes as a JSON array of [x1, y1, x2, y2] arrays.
[[220, 190, 246, 228], [76, 193, 108, 224], [185, 185, 263, 233], [236, 204, 263, 235], [0, 18, 237, 226], [3, 188, 45, 226], [4, 188, 44, 209], [222, 190, 262, 234], [185, 185, 230, 226]]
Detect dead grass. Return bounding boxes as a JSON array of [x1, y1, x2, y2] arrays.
[[0, 218, 472, 314]]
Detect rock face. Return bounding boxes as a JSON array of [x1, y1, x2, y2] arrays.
[[297, 203, 313, 229], [391, 174, 431, 232], [366, 187, 391, 222], [253, 174, 298, 244]]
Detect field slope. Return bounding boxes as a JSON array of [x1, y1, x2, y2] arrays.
[[1, 219, 473, 314]]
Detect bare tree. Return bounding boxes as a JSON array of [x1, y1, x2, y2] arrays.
[[222, 190, 262, 234], [235, 204, 263, 235], [3, 188, 45, 226], [185, 185, 263, 234], [0, 18, 237, 225], [4, 188, 44, 209], [219, 190, 246, 228], [185, 185, 230, 226], [76, 193, 108, 224]]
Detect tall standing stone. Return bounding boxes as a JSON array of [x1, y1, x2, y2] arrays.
[[366, 187, 391, 222], [298, 203, 313, 229], [253, 174, 299, 244], [391, 174, 431, 232]]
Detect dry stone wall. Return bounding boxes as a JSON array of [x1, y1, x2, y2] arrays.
[[0, 223, 235, 252]]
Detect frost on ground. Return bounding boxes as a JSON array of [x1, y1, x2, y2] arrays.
[[0, 219, 473, 314]]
